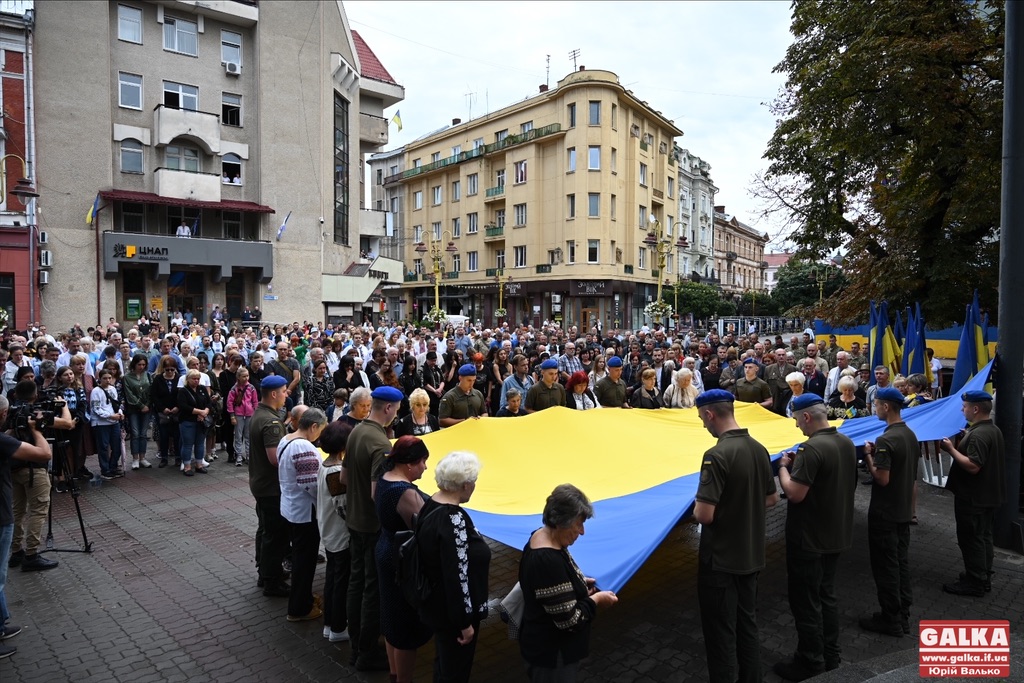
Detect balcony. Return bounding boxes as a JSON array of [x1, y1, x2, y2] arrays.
[[422, 273, 434, 282], [484, 186, 505, 202], [154, 105, 220, 154], [404, 272, 419, 282], [443, 271, 460, 280], [359, 208, 387, 237], [359, 112, 389, 148], [485, 268, 499, 277], [154, 168, 222, 203], [484, 224, 505, 241], [624, 264, 634, 275], [726, 251, 738, 261], [102, 231, 273, 282], [536, 264, 552, 274]]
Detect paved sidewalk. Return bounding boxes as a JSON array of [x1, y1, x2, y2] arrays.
[[3, 444, 1022, 683]]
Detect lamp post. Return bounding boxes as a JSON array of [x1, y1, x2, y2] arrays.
[[414, 229, 458, 316], [493, 267, 512, 323], [810, 265, 834, 304], [1, 154, 39, 328], [643, 216, 689, 323]]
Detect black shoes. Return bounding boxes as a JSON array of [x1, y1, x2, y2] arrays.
[[773, 659, 824, 682], [21, 554, 59, 572], [262, 580, 291, 597], [76, 467, 94, 480], [958, 572, 992, 592], [859, 613, 904, 637], [943, 579, 985, 597], [7, 550, 23, 568]]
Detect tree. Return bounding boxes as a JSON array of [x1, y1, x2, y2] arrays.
[[668, 281, 722, 321], [757, 0, 1003, 325], [771, 259, 849, 316]]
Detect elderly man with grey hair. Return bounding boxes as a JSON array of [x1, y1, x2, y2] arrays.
[[824, 351, 851, 401]]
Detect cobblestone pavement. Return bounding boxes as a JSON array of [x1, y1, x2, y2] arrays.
[[3, 442, 1022, 683]]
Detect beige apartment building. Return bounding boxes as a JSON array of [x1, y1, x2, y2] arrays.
[[713, 205, 769, 297], [33, 0, 404, 329], [379, 67, 685, 330]]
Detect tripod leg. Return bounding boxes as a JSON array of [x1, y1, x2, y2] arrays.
[[45, 483, 54, 550]]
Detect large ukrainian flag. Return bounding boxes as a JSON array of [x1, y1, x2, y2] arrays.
[[950, 291, 990, 394]]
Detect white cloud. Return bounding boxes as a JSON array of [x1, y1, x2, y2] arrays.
[[348, 0, 792, 240]]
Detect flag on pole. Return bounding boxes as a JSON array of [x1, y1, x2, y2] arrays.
[[85, 194, 101, 225], [949, 290, 989, 394], [893, 308, 905, 350], [902, 306, 918, 375], [869, 301, 901, 381], [276, 211, 292, 241], [190, 214, 200, 236], [391, 110, 403, 132]]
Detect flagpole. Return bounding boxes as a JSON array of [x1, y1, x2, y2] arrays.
[[995, 0, 1024, 552]]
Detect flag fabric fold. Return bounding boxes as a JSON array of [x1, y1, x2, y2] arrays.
[[950, 291, 989, 394], [85, 194, 100, 225], [276, 211, 292, 241], [391, 110, 403, 132]]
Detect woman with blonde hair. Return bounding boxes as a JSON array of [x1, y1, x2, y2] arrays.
[[392, 387, 440, 437], [663, 368, 700, 408]]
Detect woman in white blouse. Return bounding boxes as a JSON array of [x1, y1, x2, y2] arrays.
[[663, 368, 700, 409]]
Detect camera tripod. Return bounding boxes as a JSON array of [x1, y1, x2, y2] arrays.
[[43, 438, 93, 554]]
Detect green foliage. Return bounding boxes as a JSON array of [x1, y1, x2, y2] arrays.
[[666, 281, 722, 321], [757, 0, 1003, 325], [716, 299, 737, 317], [771, 259, 849, 316]]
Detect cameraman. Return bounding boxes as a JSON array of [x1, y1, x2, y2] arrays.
[[6, 379, 72, 572], [0, 395, 53, 655]]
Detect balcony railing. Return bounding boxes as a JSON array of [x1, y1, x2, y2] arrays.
[[383, 123, 563, 185], [443, 271, 459, 280], [726, 251, 738, 261], [485, 186, 505, 199], [484, 225, 504, 239], [624, 264, 634, 274], [422, 273, 433, 281], [485, 268, 499, 277], [404, 272, 419, 282], [536, 264, 552, 274]]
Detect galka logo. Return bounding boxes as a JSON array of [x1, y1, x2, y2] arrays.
[[919, 620, 1010, 678]]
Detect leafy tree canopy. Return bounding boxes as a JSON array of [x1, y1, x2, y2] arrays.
[[757, 0, 1003, 325], [771, 259, 849, 317], [664, 281, 722, 321]]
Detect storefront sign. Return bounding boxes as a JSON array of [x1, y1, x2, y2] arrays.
[[113, 243, 169, 261], [126, 298, 142, 319], [367, 268, 390, 280], [572, 280, 609, 296], [505, 282, 523, 296], [149, 297, 163, 312]]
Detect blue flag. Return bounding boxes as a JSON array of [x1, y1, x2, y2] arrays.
[[276, 211, 292, 241]]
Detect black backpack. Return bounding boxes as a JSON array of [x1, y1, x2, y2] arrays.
[[394, 505, 443, 610]]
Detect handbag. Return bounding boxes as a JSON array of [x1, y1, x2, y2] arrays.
[[498, 582, 525, 640]]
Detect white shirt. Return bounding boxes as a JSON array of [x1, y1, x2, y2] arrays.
[[316, 463, 350, 552], [178, 374, 211, 388], [176, 224, 191, 238], [278, 436, 320, 524]]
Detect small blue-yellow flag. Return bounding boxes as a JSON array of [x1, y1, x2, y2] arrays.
[[391, 110, 403, 132], [85, 194, 100, 225]]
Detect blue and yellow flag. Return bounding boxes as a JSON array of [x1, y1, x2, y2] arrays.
[[391, 110, 403, 132], [85, 194, 100, 225], [870, 301, 901, 379], [950, 291, 989, 393]]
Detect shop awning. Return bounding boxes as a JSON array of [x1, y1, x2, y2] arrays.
[[99, 189, 275, 214]]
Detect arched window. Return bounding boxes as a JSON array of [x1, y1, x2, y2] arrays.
[[222, 153, 241, 184], [120, 139, 144, 174]]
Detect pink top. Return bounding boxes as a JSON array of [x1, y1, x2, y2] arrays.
[[226, 382, 259, 417]]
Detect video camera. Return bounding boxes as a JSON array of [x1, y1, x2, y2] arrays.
[[3, 389, 66, 441]]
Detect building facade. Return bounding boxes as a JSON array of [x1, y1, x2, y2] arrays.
[[673, 145, 718, 287], [33, 0, 403, 330], [713, 205, 769, 297], [384, 67, 686, 331], [763, 251, 791, 292]]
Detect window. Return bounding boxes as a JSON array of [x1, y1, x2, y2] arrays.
[[221, 30, 242, 65], [413, 225, 423, 242], [118, 72, 142, 109], [120, 139, 144, 173], [118, 5, 142, 43], [390, 197, 398, 213], [588, 146, 600, 170], [432, 186, 442, 205], [567, 240, 576, 264], [452, 180, 461, 201], [467, 213, 479, 234], [451, 253, 461, 273], [452, 145, 462, 156], [567, 147, 576, 172], [521, 121, 533, 134], [567, 194, 576, 219], [222, 153, 241, 183], [414, 259, 423, 275], [222, 93, 241, 126], [496, 129, 508, 143], [611, 148, 617, 173], [495, 209, 506, 228], [375, 169, 383, 185], [452, 217, 461, 238], [567, 103, 576, 128], [166, 207, 200, 235], [495, 169, 506, 188], [611, 103, 618, 129], [122, 202, 145, 232], [468, 251, 479, 272], [639, 163, 648, 186], [514, 245, 527, 268], [224, 210, 242, 239], [589, 100, 601, 125], [333, 92, 349, 245], [514, 203, 527, 227], [588, 239, 600, 264], [639, 247, 647, 270], [667, 177, 674, 199], [638, 205, 647, 226], [163, 16, 198, 56], [495, 249, 505, 270], [666, 215, 674, 236], [414, 191, 423, 210], [389, 165, 398, 176], [432, 222, 441, 240], [163, 81, 198, 110], [473, 138, 484, 150], [610, 194, 617, 220], [467, 173, 479, 195], [413, 158, 421, 168], [514, 160, 527, 184], [431, 152, 441, 163], [165, 145, 199, 172], [588, 193, 600, 217], [549, 249, 560, 266]]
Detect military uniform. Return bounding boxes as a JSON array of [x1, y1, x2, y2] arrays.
[[438, 386, 486, 422], [784, 427, 858, 673], [867, 421, 919, 632], [525, 381, 566, 412], [695, 428, 775, 683], [594, 375, 627, 408], [764, 362, 798, 416], [945, 419, 1005, 591], [734, 377, 771, 406]]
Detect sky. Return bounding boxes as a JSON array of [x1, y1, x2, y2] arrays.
[[346, 0, 796, 248]]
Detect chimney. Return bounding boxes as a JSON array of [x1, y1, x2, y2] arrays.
[[714, 205, 725, 214], [452, 118, 461, 126], [579, 65, 585, 71], [539, 84, 549, 93]]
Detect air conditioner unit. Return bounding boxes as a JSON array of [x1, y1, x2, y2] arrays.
[[225, 62, 241, 76], [38, 230, 49, 245], [38, 270, 49, 286], [39, 250, 53, 267]]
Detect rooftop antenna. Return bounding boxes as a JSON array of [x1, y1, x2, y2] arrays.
[[568, 48, 580, 71], [465, 87, 476, 120], [546, 54, 551, 87]]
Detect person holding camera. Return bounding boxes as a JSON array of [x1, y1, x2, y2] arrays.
[[6, 379, 72, 572]]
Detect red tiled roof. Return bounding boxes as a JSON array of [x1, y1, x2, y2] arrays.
[[99, 189, 274, 214], [764, 253, 792, 267], [352, 30, 399, 86]]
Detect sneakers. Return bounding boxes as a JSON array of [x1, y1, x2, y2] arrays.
[[100, 472, 116, 481], [959, 571, 992, 592], [1, 624, 22, 640], [7, 550, 24, 568], [773, 659, 823, 682], [0, 643, 15, 660], [139, 458, 152, 468], [76, 467, 94, 480], [943, 579, 985, 597], [21, 554, 59, 572], [859, 613, 904, 637], [131, 461, 140, 470], [54, 481, 69, 494], [286, 606, 323, 622], [236, 459, 244, 467], [199, 459, 212, 468], [327, 628, 349, 643]]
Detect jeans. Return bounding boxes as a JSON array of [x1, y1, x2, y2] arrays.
[[233, 415, 251, 460], [697, 565, 762, 683], [867, 516, 912, 623], [254, 496, 288, 582], [0, 523, 13, 622], [179, 420, 206, 467], [128, 411, 149, 456], [786, 546, 840, 670], [287, 517, 320, 617], [324, 547, 351, 633], [347, 529, 381, 658], [94, 423, 123, 474]]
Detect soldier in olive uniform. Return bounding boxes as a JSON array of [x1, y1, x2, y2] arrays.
[[438, 364, 487, 427], [525, 359, 566, 412], [940, 390, 1005, 596], [733, 358, 773, 409], [693, 389, 778, 683], [860, 386, 919, 637], [594, 356, 629, 408], [774, 394, 858, 680]]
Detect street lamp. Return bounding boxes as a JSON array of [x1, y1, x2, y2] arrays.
[[414, 229, 458, 317], [643, 216, 689, 322], [493, 268, 512, 323], [0, 154, 38, 201], [810, 265, 834, 304]]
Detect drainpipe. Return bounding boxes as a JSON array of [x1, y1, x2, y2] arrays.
[[24, 9, 37, 324]]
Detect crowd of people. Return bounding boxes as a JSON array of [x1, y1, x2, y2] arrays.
[[0, 315, 1005, 679]]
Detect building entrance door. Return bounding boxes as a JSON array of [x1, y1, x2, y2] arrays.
[[167, 271, 206, 324]]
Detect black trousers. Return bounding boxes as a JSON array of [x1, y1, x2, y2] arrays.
[[786, 546, 840, 670], [954, 497, 995, 585], [867, 516, 911, 623], [433, 620, 480, 683], [697, 565, 762, 683], [347, 529, 381, 658], [287, 517, 320, 617], [324, 547, 351, 633], [254, 495, 288, 581]]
